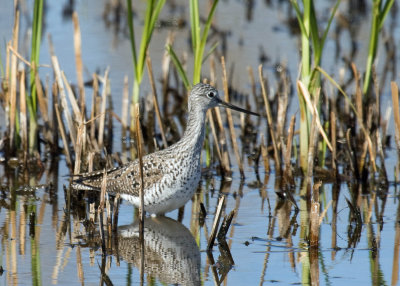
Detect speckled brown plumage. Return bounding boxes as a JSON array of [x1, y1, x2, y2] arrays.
[[71, 83, 259, 215]]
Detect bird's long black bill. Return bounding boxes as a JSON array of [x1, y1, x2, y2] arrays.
[[218, 99, 259, 116]]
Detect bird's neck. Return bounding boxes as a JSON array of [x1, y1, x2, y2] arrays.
[[179, 105, 207, 154]]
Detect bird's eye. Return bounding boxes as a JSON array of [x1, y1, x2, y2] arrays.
[[207, 91, 215, 98]]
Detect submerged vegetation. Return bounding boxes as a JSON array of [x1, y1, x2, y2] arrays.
[[0, 0, 399, 285]]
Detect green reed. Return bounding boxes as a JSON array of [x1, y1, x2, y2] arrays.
[[363, 0, 394, 95], [126, 0, 166, 127], [290, 0, 339, 172], [27, 0, 43, 154], [167, 0, 219, 89]]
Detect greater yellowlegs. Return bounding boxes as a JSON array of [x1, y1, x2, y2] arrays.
[[71, 83, 259, 215]]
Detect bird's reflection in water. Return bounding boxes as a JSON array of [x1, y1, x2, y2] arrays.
[[116, 216, 201, 286]]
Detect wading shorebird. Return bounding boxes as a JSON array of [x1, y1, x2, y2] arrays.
[[71, 83, 259, 215]]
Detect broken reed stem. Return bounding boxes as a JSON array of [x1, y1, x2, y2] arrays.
[[258, 65, 281, 175], [221, 57, 244, 178], [73, 124, 84, 174], [55, 103, 72, 166], [351, 63, 363, 124], [51, 55, 77, 149], [51, 82, 59, 153], [260, 134, 270, 173], [391, 82, 400, 152], [62, 71, 82, 124], [146, 55, 168, 148], [135, 104, 145, 234], [247, 66, 258, 109], [90, 73, 98, 142], [207, 196, 225, 251], [310, 181, 322, 247], [217, 210, 235, 242], [20, 69, 28, 159], [98, 68, 109, 151], [284, 115, 295, 179]]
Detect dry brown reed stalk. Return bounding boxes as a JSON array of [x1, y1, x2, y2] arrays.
[[50, 82, 59, 154], [259, 65, 281, 175], [146, 55, 168, 148], [306, 88, 321, 182], [19, 204, 26, 255], [276, 66, 289, 140], [221, 57, 244, 178], [284, 115, 295, 180], [208, 112, 223, 163], [62, 72, 83, 124], [98, 69, 110, 151], [392, 218, 400, 285], [105, 195, 112, 249], [121, 75, 129, 130], [76, 247, 84, 284], [217, 210, 235, 242], [35, 71, 49, 123], [51, 56, 77, 149], [207, 195, 225, 251], [351, 63, 363, 122], [90, 73, 98, 142], [391, 82, 400, 152], [19, 69, 28, 160], [98, 170, 108, 253], [330, 111, 337, 176], [55, 103, 72, 167], [247, 66, 258, 109], [135, 104, 145, 232], [310, 181, 322, 247], [345, 129, 358, 178], [72, 12, 85, 113], [214, 107, 231, 175], [260, 134, 270, 173], [73, 125, 84, 174], [9, 10, 20, 149]]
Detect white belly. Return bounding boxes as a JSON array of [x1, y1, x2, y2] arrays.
[[121, 168, 201, 215]]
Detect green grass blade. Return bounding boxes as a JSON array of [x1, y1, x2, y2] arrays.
[[166, 44, 190, 90], [379, 0, 395, 29], [193, 0, 219, 84], [126, 0, 137, 72], [202, 41, 219, 64], [316, 0, 340, 65], [30, 0, 43, 113], [190, 0, 200, 52], [137, 0, 155, 80], [290, 0, 308, 38], [309, 2, 321, 62], [149, 0, 167, 41]]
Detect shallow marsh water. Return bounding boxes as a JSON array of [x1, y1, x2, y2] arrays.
[[1, 0, 400, 285]]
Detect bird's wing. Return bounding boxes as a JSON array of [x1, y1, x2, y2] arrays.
[[71, 154, 165, 197]]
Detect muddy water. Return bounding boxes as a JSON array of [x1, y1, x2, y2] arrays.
[[1, 1, 400, 285]]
